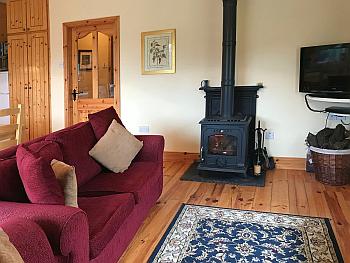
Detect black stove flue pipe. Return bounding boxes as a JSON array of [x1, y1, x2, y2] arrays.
[[220, 0, 237, 120]]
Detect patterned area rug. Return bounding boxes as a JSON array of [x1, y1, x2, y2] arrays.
[[149, 204, 343, 263]]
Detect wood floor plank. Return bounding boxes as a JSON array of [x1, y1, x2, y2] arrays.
[[324, 190, 350, 262], [233, 186, 256, 210], [159, 161, 194, 202], [203, 184, 225, 206], [120, 158, 350, 263], [217, 185, 234, 208], [119, 200, 181, 263], [186, 183, 211, 205], [294, 172, 310, 216], [271, 170, 289, 213], [287, 170, 298, 214], [197, 183, 217, 206], [252, 185, 272, 212]]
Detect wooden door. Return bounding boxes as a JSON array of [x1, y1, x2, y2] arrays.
[[6, 0, 27, 34], [27, 31, 50, 139], [7, 34, 30, 142], [66, 17, 120, 125], [26, 0, 48, 32]]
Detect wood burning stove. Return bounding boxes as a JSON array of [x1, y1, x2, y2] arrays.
[[199, 118, 251, 173], [198, 0, 262, 175]]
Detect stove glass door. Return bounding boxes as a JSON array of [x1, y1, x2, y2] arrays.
[[208, 134, 237, 156]]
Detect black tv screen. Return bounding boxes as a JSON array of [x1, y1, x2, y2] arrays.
[[299, 43, 350, 97]]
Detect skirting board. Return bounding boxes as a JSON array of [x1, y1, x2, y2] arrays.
[[164, 152, 199, 161], [274, 157, 306, 171], [164, 152, 306, 171]]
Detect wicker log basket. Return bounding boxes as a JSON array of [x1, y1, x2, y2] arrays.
[[310, 146, 350, 186]]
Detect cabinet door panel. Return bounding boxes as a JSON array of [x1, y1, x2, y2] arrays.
[[6, 0, 27, 34], [0, 3, 7, 42], [27, 32, 50, 139], [26, 0, 47, 32], [7, 34, 30, 142]]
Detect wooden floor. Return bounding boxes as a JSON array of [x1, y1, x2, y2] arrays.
[[120, 153, 350, 262]]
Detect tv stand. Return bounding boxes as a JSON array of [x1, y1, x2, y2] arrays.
[[307, 93, 350, 100], [325, 106, 350, 116], [305, 94, 350, 116]]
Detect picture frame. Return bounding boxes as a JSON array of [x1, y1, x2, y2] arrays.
[[141, 29, 176, 75], [78, 50, 92, 70]]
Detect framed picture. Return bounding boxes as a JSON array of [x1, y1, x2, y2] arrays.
[[78, 50, 92, 70], [141, 29, 176, 75]]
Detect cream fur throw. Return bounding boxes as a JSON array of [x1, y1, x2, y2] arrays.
[[89, 120, 143, 173], [0, 228, 24, 263], [51, 159, 78, 207]]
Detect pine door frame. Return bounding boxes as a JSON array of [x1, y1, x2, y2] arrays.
[[63, 16, 120, 127]]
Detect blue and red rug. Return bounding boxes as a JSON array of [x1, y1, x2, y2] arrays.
[[149, 204, 343, 263]]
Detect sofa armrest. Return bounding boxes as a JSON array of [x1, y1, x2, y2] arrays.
[[134, 135, 165, 163], [1, 218, 56, 263], [0, 201, 89, 263]]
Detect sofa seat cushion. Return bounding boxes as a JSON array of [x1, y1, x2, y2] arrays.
[[46, 122, 102, 186], [78, 194, 135, 259], [79, 162, 160, 205]]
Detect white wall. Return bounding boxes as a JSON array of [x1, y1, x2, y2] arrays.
[[235, 0, 350, 157], [49, 0, 222, 153], [49, 0, 350, 157]]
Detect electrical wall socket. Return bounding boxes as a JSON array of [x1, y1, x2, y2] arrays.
[[138, 126, 150, 133], [265, 130, 275, 140]]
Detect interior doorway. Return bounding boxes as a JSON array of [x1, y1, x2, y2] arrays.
[[63, 16, 120, 126]]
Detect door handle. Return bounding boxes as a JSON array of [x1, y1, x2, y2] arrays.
[[72, 89, 86, 101], [72, 89, 79, 101]]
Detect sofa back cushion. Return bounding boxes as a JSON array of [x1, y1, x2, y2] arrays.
[[16, 145, 65, 205], [0, 141, 63, 203], [0, 158, 28, 202], [88, 107, 124, 140], [27, 141, 64, 163], [46, 122, 102, 186]]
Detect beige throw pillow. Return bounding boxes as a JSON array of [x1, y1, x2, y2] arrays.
[[0, 228, 24, 263], [51, 159, 78, 208], [89, 120, 143, 173]]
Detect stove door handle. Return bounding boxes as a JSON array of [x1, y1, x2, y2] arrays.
[[200, 146, 204, 162]]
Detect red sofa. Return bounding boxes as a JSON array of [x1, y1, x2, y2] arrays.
[[0, 120, 164, 263]]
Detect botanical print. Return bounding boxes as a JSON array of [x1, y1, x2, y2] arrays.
[[149, 39, 168, 66], [149, 205, 341, 263], [145, 35, 171, 69], [142, 29, 175, 74]]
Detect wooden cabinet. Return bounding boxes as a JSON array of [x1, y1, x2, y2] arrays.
[[7, 0, 50, 141], [0, 3, 7, 42], [7, 34, 30, 141], [26, 0, 48, 32], [7, 0, 47, 34], [27, 32, 50, 138], [6, 0, 27, 34]]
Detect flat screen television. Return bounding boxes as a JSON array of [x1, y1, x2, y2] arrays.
[[299, 43, 350, 98]]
